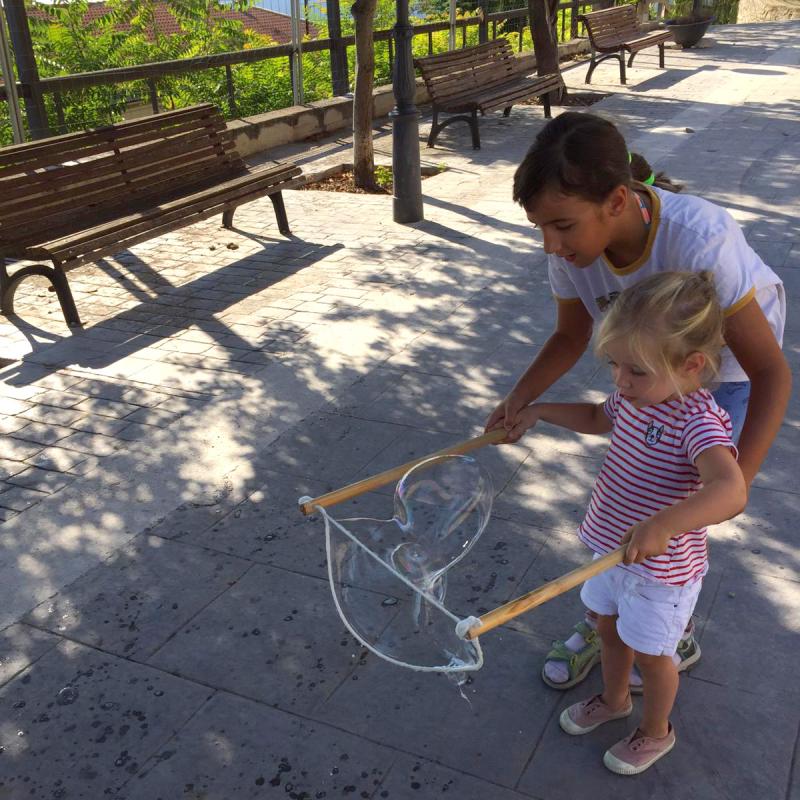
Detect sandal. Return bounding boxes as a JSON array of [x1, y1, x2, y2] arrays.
[[541, 621, 601, 690], [629, 634, 702, 695]]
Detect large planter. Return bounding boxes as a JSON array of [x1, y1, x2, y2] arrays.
[[663, 14, 714, 48]]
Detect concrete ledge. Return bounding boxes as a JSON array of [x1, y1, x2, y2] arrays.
[[229, 38, 591, 158]]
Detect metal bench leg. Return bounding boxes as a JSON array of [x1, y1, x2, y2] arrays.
[[585, 49, 598, 84], [1, 259, 82, 328], [619, 53, 626, 84], [427, 109, 440, 147], [659, 42, 665, 68], [627, 50, 637, 67], [222, 207, 235, 229], [502, 106, 512, 117], [269, 192, 291, 236], [542, 93, 552, 119], [469, 109, 480, 150]]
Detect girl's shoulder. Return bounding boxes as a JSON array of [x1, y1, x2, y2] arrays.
[[652, 187, 736, 239]]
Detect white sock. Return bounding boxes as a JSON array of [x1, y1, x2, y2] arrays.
[[543, 616, 597, 684]]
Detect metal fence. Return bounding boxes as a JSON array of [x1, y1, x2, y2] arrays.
[[0, 0, 604, 139]]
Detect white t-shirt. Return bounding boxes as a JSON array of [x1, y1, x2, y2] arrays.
[[547, 185, 786, 382]]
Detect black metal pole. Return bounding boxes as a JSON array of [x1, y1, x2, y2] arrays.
[[4, 0, 48, 138], [327, 0, 348, 96], [391, 0, 423, 224]]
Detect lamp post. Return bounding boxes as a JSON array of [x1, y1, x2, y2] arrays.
[[390, 0, 423, 223]]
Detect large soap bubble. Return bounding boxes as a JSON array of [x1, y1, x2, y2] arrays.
[[321, 455, 493, 673]]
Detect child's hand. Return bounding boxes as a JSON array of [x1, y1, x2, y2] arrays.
[[485, 391, 527, 442], [620, 519, 672, 564], [504, 405, 542, 442]]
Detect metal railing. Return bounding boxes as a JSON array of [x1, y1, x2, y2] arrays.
[[1, 0, 602, 135]]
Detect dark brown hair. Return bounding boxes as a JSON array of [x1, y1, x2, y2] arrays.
[[513, 112, 630, 209], [630, 151, 684, 193]]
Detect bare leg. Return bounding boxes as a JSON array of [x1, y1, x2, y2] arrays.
[[635, 651, 678, 739], [597, 614, 635, 710]]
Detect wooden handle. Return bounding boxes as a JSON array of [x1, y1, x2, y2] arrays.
[[465, 545, 627, 639], [298, 428, 507, 515]]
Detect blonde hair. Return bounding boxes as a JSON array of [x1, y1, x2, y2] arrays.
[[594, 271, 724, 389]]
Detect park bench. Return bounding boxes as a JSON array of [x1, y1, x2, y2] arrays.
[[0, 103, 302, 327], [415, 39, 564, 149], [578, 5, 672, 84]]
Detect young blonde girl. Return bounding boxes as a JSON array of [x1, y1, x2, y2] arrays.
[[509, 272, 746, 774], [486, 112, 790, 691]]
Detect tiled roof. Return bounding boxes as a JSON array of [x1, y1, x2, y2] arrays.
[[27, 2, 317, 44]]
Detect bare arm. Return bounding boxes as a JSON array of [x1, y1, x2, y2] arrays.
[[723, 299, 792, 487], [622, 445, 747, 564], [509, 401, 613, 440], [486, 300, 594, 441]]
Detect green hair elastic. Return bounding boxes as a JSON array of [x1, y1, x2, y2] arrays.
[[643, 172, 655, 186]]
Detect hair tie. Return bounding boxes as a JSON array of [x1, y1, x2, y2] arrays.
[[628, 151, 632, 163], [643, 172, 655, 186]]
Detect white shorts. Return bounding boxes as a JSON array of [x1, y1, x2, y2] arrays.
[[580, 564, 702, 656]]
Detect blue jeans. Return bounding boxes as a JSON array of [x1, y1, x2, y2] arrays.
[[712, 381, 751, 443]]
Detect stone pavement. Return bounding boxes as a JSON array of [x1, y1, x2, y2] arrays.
[[0, 20, 798, 800]]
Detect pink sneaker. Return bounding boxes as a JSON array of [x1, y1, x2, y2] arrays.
[[603, 724, 676, 775], [559, 693, 633, 736]]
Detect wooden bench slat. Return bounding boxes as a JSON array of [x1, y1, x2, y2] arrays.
[[0, 104, 302, 327], [0, 130, 236, 206], [578, 5, 671, 84], [44, 166, 302, 262], [415, 39, 563, 149], [0, 105, 221, 169]]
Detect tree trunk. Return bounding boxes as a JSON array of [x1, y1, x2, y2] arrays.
[[352, 0, 378, 190], [528, 0, 564, 98]]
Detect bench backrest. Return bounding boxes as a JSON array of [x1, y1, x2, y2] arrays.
[[0, 103, 244, 251], [415, 39, 521, 106], [580, 5, 641, 47]]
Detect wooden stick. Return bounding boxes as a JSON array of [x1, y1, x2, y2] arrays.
[[465, 545, 627, 639], [298, 428, 507, 515]]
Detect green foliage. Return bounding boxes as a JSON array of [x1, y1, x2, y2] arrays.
[[2, 0, 586, 147], [373, 163, 392, 187]]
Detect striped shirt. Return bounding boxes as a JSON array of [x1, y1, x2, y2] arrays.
[[578, 389, 736, 585]]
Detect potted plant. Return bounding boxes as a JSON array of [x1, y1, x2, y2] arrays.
[[662, 0, 714, 48]]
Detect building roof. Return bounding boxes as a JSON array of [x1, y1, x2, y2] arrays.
[[27, 1, 317, 44]]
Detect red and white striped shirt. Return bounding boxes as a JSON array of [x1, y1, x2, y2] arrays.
[[578, 389, 736, 585]]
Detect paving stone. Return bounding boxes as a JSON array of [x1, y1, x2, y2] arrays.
[[6, 466, 73, 494], [0, 397, 33, 415], [0, 484, 48, 511], [32, 389, 88, 409], [0, 505, 19, 523], [0, 623, 61, 688], [182, 471, 330, 572], [70, 414, 132, 436], [518, 679, 798, 800], [148, 565, 378, 715], [24, 535, 250, 660], [258, 411, 407, 484], [0, 414, 31, 435], [120, 691, 395, 800], [26, 447, 91, 474], [0, 639, 211, 799], [57, 430, 123, 457], [17, 404, 84, 427], [123, 407, 182, 427], [0, 458, 28, 480], [72, 396, 140, 419], [493, 450, 601, 534], [315, 624, 557, 786], [378, 754, 530, 800], [9, 421, 76, 447], [690, 567, 800, 698]]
